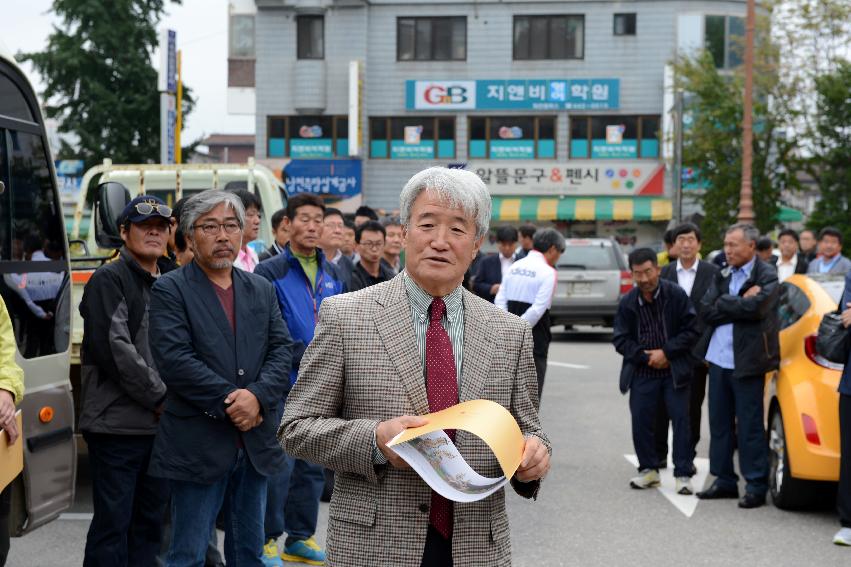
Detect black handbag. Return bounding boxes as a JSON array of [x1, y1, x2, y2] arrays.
[[816, 311, 850, 365]]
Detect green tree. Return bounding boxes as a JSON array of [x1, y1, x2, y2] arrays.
[[19, 0, 195, 174], [804, 60, 851, 243], [673, 15, 799, 251]]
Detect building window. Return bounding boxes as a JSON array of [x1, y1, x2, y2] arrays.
[[513, 15, 584, 60], [469, 116, 556, 159], [229, 14, 255, 58], [297, 15, 324, 59], [569, 115, 660, 159], [705, 15, 744, 69], [267, 116, 348, 158], [613, 13, 636, 36], [397, 17, 466, 61], [369, 117, 456, 159]]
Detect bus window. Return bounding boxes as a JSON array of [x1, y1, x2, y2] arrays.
[[0, 72, 35, 122], [0, 129, 70, 358]]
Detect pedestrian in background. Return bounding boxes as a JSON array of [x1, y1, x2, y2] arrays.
[[255, 193, 347, 567], [319, 207, 354, 288], [354, 205, 378, 227], [496, 228, 565, 398], [835, 271, 851, 546], [755, 236, 775, 263], [231, 189, 262, 272], [258, 209, 289, 262], [380, 215, 405, 275], [807, 227, 851, 276], [341, 219, 357, 261], [0, 296, 24, 567], [614, 248, 698, 494], [279, 166, 550, 567], [514, 224, 536, 260], [655, 223, 719, 471], [657, 228, 678, 267], [473, 225, 517, 303], [78, 196, 173, 566], [149, 190, 293, 566], [696, 223, 779, 509], [799, 229, 818, 263], [771, 228, 808, 282], [350, 220, 394, 292]]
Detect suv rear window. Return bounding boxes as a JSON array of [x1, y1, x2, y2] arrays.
[[557, 244, 619, 270], [777, 282, 811, 331]]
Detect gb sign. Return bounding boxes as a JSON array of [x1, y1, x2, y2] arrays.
[[409, 81, 476, 110]]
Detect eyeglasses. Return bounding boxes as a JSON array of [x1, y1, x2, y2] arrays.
[[192, 222, 242, 236], [359, 241, 384, 250], [135, 202, 172, 217]]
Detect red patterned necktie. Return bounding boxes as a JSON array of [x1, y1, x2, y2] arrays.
[[426, 297, 458, 540]]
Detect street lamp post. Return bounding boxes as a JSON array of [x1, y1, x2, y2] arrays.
[[738, 0, 756, 224]]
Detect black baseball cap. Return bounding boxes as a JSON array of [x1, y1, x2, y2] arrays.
[[118, 195, 172, 225]]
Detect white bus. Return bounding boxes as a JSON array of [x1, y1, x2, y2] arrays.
[[0, 43, 76, 534]]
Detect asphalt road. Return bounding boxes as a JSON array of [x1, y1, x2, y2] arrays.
[[8, 329, 849, 566]]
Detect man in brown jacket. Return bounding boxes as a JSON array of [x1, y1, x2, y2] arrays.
[[280, 166, 551, 567]]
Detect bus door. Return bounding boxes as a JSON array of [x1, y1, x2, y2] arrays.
[[0, 62, 76, 533]]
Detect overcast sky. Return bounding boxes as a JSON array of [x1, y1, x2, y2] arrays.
[[5, 0, 255, 144]]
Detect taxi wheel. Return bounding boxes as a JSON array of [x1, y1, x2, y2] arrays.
[[768, 409, 816, 510]]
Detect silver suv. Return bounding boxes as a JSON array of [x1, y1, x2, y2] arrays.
[[549, 238, 632, 329]]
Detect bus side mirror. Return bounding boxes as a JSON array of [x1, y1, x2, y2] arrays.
[[94, 181, 131, 248]]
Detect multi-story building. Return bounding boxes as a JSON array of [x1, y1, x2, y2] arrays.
[[228, 0, 747, 243]]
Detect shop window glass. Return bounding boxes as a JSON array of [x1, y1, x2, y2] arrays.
[[370, 117, 455, 159], [267, 116, 348, 158], [469, 116, 555, 159]]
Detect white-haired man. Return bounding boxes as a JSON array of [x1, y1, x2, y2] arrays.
[[280, 167, 551, 567]]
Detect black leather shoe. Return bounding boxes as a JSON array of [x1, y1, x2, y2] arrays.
[[696, 482, 739, 500], [738, 493, 766, 509]]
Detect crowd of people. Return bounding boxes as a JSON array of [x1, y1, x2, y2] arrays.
[[2, 163, 851, 565], [8, 166, 549, 567], [615, 221, 851, 547]]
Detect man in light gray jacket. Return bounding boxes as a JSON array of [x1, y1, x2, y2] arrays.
[[807, 227, 851, 276]]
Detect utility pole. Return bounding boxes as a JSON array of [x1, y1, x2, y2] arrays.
[[738, 0, 756, 223], [175, 50, 183, 164], [674, 89, 684, 223]]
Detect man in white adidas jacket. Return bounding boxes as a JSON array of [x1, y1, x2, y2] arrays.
[[496, 228, 565, 400]]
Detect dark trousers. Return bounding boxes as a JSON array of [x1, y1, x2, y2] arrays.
[[655, 363, 708, 463], [629, 372, 692, 477], [420, 525, 453, 567], [839, 394, 851, 528], [0, 484, 10, 567], [706, 365, 769, 495], [507, 301, 551, 401], [83, 432, 169, 567], [265, 452, 324, 544]]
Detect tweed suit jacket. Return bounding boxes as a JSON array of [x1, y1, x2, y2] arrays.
[[280, 273, 551, 567]]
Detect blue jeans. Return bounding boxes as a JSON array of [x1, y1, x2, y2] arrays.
[[629, 372, 692, 477], [265, 451, 325, 544], [166, 450, 267, 567], [707, 364, 769, 496]]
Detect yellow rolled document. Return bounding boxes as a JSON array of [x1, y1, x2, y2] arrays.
[[388, 399, 525, 502]]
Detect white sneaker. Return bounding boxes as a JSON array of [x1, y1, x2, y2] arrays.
[[833, 527, 851, 546], [676, 477, 693, 495], [629, 469, 660, 489]]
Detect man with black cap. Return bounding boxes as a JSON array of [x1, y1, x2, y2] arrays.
[[79, 195, 174, 566]]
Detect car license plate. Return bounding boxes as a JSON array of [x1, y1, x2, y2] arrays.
[[569, 282, 592, 295]]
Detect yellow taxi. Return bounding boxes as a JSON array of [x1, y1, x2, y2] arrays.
[[765, 273, 845, 509]]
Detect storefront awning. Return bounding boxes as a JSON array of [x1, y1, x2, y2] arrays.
[[490, 196, 672, 222], [777, 206, 803, 223]]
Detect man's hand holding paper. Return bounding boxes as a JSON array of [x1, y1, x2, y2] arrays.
[[375, 415, 429, 468], [515, 435, 550, 482]]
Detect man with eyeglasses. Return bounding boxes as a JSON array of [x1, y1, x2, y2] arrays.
[[148, 190, 293, 565], [78, 195, 174, 566], [255, 193, 346, 567], [350, 220, 395, 292]]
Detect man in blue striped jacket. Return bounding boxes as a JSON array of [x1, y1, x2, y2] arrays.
[[255, 193, 346, 566]]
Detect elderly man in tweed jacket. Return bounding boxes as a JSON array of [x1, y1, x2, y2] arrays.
[[280, 166, 551, 567]]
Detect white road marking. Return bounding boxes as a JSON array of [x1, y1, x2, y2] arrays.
[[58, 513, 93, 521], [547, 361, 590, 369], [624, 454, 710, 518]]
